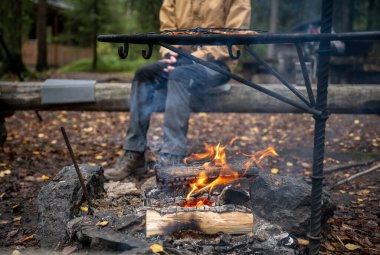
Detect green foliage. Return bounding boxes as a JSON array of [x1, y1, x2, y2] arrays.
[[58, 55, 152, 74]]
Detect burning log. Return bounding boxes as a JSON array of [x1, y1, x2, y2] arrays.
[[155, 161, 257, 187], [146, 206, 254, 237]]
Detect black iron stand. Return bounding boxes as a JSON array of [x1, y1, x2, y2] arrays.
[[308, 0, 333, 254]]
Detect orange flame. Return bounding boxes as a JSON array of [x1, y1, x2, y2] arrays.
[[244, 146, 279, 172], [182, 141, 278, 207]]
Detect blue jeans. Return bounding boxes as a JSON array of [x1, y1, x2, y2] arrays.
[[123, 61, 230, 156]]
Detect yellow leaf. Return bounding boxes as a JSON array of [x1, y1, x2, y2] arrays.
[[240, 136, 250, 141], [96, 220, 108, 227], [303, 170, 311, 175], [345, 243, 361, 251], [83, 127, 93, 133], [12, 250, 21, 255], [357, 198, 364, 202], [354, 136, 361, 141], [33, 151, 40, 155], [344, 173, 350, 178], [354, 119, 360, 124], [286, 162, 293, 167], [0, 170, 11, 177], [339, 190, 346, 194], [80, 206, 88, 212], [0, 163, 7, 167], [271, 168, 279, 174], [38, 133, 45, 138], [0, 192, 5, 199], [41, 175, 49, 181], [95, 154, 103, 160], [150, 244, 169, 255]]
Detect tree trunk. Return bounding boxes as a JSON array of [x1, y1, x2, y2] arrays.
[[0, 0, 25, 77], [36, 0, 47, 71], [92, 0, 98, 70]]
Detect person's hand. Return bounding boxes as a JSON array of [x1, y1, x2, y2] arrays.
[[162, 52, 178, 72]]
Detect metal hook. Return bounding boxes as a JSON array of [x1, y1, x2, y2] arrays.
[[142, 44, 153, 59], [227, 44, 240, 60], [118, 43, 129, 59]]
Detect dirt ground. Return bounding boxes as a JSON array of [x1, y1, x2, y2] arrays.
[[0, 111, 379, 254]]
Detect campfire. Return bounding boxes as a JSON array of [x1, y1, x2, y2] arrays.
[[145, 140, 279, 237], [182, 141, 278, 208]]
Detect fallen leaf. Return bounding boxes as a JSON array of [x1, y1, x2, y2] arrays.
[[16, 234, 35, 244], [323, 242, 336, 251], [41, 175, 49, 181], [95, 220, 108, 227], [83, 127, 93, 133], [345, 243, 361, 251], [80, 206, 88, 212], [0, 192, 5, 199], [95, 154, 103, 160], [0, 169, 12, 177], [339, 190, 346, 194], [8, 229, 19, 238], [150, 244, 169, 255], [12, 250, 21, 255], [301, 162, 312, 168], [303, 170, 311, 175], [38, 133, 45, 138], [286, 162, 293, 167], [32, 151, 40, 155], [0, 163, 7, 167], [354, 136, 361, 141], [354, 119, 360, 124], [240, 136, 250, 141], [13, 216, 22, 222], [357, 189, 370, 196], [271, 168, 279, 174]]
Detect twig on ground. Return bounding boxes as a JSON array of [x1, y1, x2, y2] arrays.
[[331, 164, 380, 189], [335, 234, 345, 248], [324, 160, 376, 175]]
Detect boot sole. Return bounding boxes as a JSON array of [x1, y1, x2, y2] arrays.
[[104, 166, 147, 181]]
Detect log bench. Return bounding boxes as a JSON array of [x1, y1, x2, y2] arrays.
[[1, 81, 379, 147]]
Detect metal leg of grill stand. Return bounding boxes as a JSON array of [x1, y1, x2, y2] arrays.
[[308, 0, 333, 254]]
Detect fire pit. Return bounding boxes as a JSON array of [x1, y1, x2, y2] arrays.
[[92, 1, 380, 254], [144, 142, 277, 237]]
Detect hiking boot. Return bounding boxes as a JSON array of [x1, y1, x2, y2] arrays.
[[104, 151, 146, 181], [154, 153, 184, 169]]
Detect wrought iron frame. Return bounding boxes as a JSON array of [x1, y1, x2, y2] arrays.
[[98, 1, 380, 253]]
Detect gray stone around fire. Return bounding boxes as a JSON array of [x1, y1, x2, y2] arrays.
[[36, 164, 105, 249], [250, 172, 336, 234]]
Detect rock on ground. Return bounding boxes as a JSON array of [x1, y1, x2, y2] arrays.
[[250, 172, 336, 234], [36, 164, 105, 249]]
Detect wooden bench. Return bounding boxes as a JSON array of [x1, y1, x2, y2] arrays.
[[1, 81, 379, 147]]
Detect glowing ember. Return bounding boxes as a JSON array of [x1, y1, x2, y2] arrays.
[[183, 197, 213, 208], [182, 140, 278, 208]]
